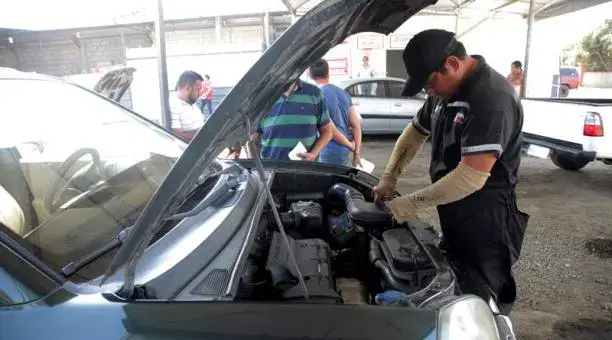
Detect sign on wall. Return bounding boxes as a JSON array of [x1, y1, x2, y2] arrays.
[[389, 34, 413, 49], [357, 35, 384, 49]]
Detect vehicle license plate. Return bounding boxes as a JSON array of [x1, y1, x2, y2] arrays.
[[526, 144, 550, 159]]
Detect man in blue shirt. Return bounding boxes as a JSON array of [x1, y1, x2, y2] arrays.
[[251, 79, 333, 161], [310, 59, 363, 166]]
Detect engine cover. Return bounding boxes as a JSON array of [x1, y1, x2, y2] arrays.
[[266, 231, 340, 302], [380, 228, 436, 286]]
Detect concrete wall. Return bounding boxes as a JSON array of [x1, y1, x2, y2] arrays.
[[582, 72, 612, 88]]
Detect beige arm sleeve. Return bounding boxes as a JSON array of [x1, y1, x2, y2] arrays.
[[380, 123, 429, 186], [386, 162, 491, 222]]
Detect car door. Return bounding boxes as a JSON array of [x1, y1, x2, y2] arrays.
[[384, 79, 427, 133], [345, 80, 391, 133]]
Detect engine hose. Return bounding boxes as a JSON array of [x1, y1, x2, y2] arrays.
[[328, 183, 391, 227], [369, 239, 414, 293]]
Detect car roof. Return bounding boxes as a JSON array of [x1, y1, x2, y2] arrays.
[[0, 67, 64, 82], [338, 76, 405, 88]]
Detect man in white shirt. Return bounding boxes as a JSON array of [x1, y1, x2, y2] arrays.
[[356, 55, 376, 79], [170, 71, 205, 141]]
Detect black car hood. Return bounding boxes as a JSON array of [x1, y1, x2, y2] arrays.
[[102, 0, 437, 285]]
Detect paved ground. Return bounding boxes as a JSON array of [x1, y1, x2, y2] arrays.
[[360, 136, 612, 340]]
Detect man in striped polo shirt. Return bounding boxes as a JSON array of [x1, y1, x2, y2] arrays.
[[251, 79, 333, 161]]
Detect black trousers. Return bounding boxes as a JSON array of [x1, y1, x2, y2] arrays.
[[437, 188, 528, 315]]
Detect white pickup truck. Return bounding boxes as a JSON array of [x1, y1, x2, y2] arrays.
[[522, 98, 612, 171]]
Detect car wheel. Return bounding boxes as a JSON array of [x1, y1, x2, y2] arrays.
[[559, 84, 570, 98], [550, 150, 590, 171]]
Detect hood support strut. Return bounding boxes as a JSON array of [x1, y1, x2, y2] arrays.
[[246, 121, 309, 300]]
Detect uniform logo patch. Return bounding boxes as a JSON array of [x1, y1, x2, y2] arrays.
[[453, 112, 465, 125]]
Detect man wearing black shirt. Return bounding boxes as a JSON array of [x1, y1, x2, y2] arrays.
[[373, 29, 529, 315]]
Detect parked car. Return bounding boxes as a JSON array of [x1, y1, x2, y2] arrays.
[[559, 66, 580, 97], [522, 98, 612, 170], [340, 77, 427, 134], [0, 1, 515, 339]]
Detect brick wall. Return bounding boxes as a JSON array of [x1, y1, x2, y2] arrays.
[[0, 17, 289, 77], [0, 33, 152, 76], [0, 45, 18, 69]]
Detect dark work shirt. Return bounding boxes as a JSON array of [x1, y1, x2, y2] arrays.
[[413, 55, 524, 193]]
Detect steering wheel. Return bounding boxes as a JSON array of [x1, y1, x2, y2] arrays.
[[44, 148, 102, 214]]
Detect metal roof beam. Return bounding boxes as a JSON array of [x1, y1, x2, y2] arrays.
[[280, 0, 297, 15], [457, 0, 477, 9], [534, 0, 564, 14], [457, 0, 520, 38], [533, 0, 612, 20]]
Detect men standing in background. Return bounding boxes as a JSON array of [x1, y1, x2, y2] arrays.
[[251, 79, 333, 161], [310, 59, 362, 167], [170, 70, 205, 141], [507, 61, 523, 95], [197, 74, 214, 117]]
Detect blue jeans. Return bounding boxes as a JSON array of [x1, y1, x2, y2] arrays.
[[197, 99, 213, 117], [319, 150, 350, 166]]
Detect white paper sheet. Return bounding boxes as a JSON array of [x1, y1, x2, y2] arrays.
[[355, 158, 375, 173], [288, 141, 308, 161]]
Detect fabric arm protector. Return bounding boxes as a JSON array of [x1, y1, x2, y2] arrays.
[[380, 123, 428, 186], [386, 162, 491, 222]]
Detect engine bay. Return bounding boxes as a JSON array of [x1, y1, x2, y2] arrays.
[[237, 177, 448, 306]]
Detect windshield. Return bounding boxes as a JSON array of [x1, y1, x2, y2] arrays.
[[0, 78, 186, 282]]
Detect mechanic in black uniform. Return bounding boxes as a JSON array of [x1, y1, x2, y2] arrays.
[[372, 29, 529, 315]]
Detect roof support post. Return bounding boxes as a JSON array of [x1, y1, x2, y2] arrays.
[[215, 16, 222, 44], [522, 0, 536, 97], [154, 0, 171, 130], [454, 9, 461, 33], [263, 11, 271, 50]]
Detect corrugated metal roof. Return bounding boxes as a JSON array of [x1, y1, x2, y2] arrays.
[[293, 0, 612, 20]]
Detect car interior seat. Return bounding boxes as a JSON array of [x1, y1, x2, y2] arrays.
[[0, 185, 26, 236], [0, 147, 38, 234]]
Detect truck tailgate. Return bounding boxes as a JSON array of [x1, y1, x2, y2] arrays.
[[522, 99, 612, 159], [521, 99, 588, 145]]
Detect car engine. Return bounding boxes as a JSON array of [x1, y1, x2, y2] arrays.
[[238, 180, 442, 306]]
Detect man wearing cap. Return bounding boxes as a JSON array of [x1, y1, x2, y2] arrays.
[[372, 29, 529, 315]]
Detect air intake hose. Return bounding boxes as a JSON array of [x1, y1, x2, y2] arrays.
[[328, 183, 391, 228], [369, 239, 413, 293]]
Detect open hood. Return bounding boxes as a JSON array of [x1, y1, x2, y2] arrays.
[[92, 67, 136, 102], [102, 0, 437, 288]]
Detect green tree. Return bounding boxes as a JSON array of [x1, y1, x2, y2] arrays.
[[577, 20, 612, 72]]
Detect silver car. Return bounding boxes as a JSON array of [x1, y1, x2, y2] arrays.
[[340, 77, 428, 134]]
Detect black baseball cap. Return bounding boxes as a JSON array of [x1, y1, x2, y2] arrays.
[[401, 29, 460, 97]]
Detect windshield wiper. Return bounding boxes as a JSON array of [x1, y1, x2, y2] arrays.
[[61, 226, 134, 276]]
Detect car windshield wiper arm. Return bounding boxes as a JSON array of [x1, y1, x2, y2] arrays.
[[60, 226, 134, 277]]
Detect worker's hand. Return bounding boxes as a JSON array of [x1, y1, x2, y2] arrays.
[[385, 196, 418, 223], [372, 179, 396, 204], [298, 152, 317, 162]]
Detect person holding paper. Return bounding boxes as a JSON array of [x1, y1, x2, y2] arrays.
[[372, 30, 528, 315], [309, 59, 362, 167], [250, 79, 333, 161]]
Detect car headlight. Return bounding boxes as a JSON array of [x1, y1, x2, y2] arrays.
[[437, 295, 500, 340]]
